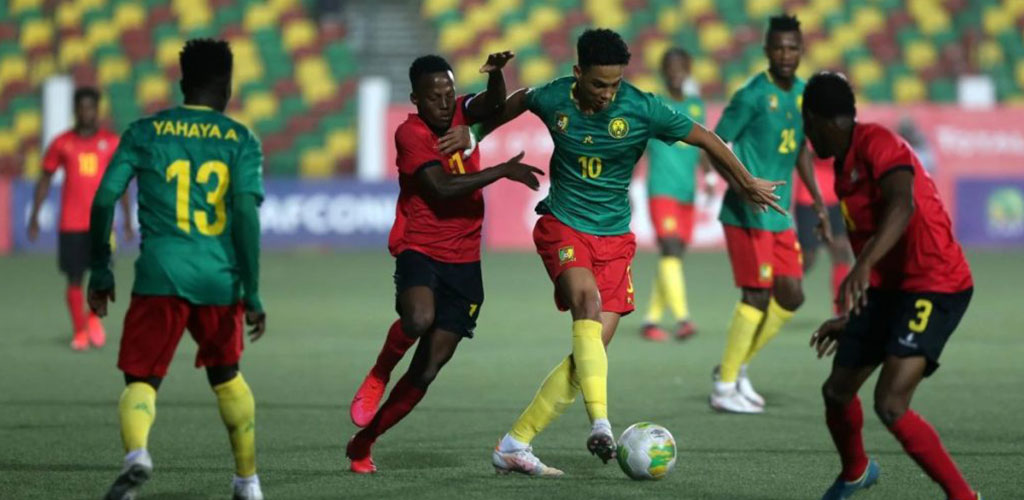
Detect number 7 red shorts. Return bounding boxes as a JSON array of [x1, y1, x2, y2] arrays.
[[533, 214, 637, 315], [118, 295, 245, 378]]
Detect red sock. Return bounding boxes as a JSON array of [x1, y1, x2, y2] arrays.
[[370, 320, 416, 380], [826, 396, 869, 481], [65, 285, 87, 333], [359, 374, 426, 442], [832, 263, 851, 314], [889, 410, 974, 500]]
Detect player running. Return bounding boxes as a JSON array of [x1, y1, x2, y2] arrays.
[[710, 15, 832, 414], [640, 47, 715, 342], [794, 148, 854, 315], [804, 72, 979, 500], [88, 39, 267, 500], [469, 29, 783, 476], [345, 52, 545, 474], [27, 87, 133, 351]]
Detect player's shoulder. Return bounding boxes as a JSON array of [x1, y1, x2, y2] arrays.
[[395, 115, 431, 144], [50, 129, 77, 146], [528, 76, 574, 102], [856, 122, 902, 147], [729, 72, 768, 103]]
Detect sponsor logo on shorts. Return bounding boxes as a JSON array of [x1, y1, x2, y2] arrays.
[[608, 117, 629, 139], [558, 246, 576, 265], [759, 263, 773, 281], [897, 332, 919, 349]]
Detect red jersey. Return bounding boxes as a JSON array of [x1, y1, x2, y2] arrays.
[[836, 123, 972, 293], [42, 128, 120, 232], [388, 95, 484, 263], [794, 151, 839, 206]]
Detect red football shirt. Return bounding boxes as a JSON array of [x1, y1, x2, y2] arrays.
[[835, 122, 972, 293], [794, 151, 839, 206], [388, 95, 484, 263], [42, 128, 120, 232]]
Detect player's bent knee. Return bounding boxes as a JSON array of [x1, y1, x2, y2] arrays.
[[873, 396, 909, 427], [401, 311, 435, 338], [124, 373, 163, 390], [206, 364, 239, 386], [569, 291, 602, 320], [821, 379, 855, 407], [741, 288, 771, 310], [658, 237, 684, 257]]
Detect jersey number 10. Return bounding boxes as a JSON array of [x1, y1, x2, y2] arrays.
[[578, 156, 603, 179], [166, 160, 230, 236]]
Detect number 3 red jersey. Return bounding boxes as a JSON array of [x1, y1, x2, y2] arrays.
[[42, 129, 120, 232], [388, 95, 484, 263], [835, 122, 972, 293]]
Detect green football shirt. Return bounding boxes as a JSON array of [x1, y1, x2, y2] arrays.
[[714, 71, 805, 231], [95, 105, 264, 305], [646, 95, 706, 203], [527, 77, 695, 235]]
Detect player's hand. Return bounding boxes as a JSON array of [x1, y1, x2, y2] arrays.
[[438, 125, 473, 156], [837, 262, 871, 316], [810, 316, 847, 359], [88, 287, 115, 318], [27, 218, 40, 242], [499, 151, 545, 190], [815, 202, 834, 245], [480, 51, 515, 73], [245, 310, 266, 342], [740, 177, 786, 215]]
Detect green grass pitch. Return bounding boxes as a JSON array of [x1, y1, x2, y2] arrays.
[[1, 250, 1022, 499]]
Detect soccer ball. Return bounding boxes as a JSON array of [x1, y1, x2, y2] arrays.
[[615, 422, 677, 480]]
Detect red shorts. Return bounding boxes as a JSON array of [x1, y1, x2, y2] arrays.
[[118, 295, 245, 378], [723, 225, 803, 288], [648, 196, 695, 242], [533, 214, 637, 315]]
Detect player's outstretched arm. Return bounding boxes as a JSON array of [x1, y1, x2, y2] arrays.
[[682, 124, 786, 215], [837, 169, 915, 315], [464, 51, 515, 123], [87, 139, 136, 316], [439, 88, 531, 156], [416, 151, 543, 199], [26, 170, 54, 242], [795, 142, 832, 243], [231, 192, 266, 341]]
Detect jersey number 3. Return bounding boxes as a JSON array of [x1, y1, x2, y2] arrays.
[[166, 160, 230, 236]]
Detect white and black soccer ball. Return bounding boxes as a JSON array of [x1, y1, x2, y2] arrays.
[[616, 422, 677, 480]]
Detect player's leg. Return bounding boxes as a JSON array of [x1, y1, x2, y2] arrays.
[[713, 226, 770, 414], [669, 202, 697, 339], [794, 203, 821, 274], [351, 251, 435, 427], [106, 297, 190, 500], [641, 197, 670, 340], [59, 231, 90, 350], [819, 363, 881, 500]]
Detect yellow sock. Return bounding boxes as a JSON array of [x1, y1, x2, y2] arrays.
[[508, 356, 579, 444], [118, 382, 156, 452], [720, 303, 765, 383], [644, 279, 664, 324], [213, 374, 257, 477], [744, 298, 796, 364], [659, 256, 689, 321], [572, 319, 607, 421]]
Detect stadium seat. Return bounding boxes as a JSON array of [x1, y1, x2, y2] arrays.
[[894, 74, 927, 102], [904, 39, 938, 70], [283, 19, 316, 53], [18, 17, 53, 51]]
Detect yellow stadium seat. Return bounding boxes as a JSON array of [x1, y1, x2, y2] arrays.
[[439, 22, 476, 52], [296, 57, 330, 85], [86, 19, 120, 48], [904, 39, 937, 70], [302, 79, 337, 105], [529, 6, 563, 32], [455, 57, 485, 88], [505, 23, 540, 52], [811, 0, 841, 16], [23, 147, 41, 178], [0, 132, 17, 156], [978, 39, 1004, 69], [78, 0, 106, 13], [325, 128, 356, 159], [300, 148, 334, 178], [983, 6, 1012, 35], [137, 74, 170, 106], [10, 0, 43, 16], [244, 4, 279, 32], [644, 38, 672, 71], [831, 24, 862, 52], [793, 6, 822, 33], [631, 73, 659, 94], [682, 0, 713, 19], [29, 53, 55, 85], [1007, 0, 1024, 17], [97, 55, 131, 86], [747, 0, 782, 20], [20, 17, 53, 50], [176, 1, 212, 32], [422, 0, 460, 19], [691, 57, 719, 85], [893, 75, 926, 103], [157, 37, 185, 68], [657, 7, 681, 35], [14, 110, 41, 141], [230, 38, 264, 85], [852, 6, 886, 35], [114, 2, 147, 31], [909, 2, 950, 35], [268, 0, 298, 12], [590, 7, 627, 30], [465, 4, 498, 33], [699, 21, 731, 53], [808, 42, 841, 68], [491, 0, 522, 16], [244, 91, 279, 123], [283, 19, 317, 52], [850, 58, 884, 87], [479, 37, 509, 59], [56, 2, 82, 29], [58, 36, 91, 68], [0, 56, 28, 86], [520, 57, 555, 87]]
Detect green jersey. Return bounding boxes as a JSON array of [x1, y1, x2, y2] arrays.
[[96, 106, 264, 305], [715, 71, 805, 231], [527, 77, 695, 235], [646, 95, 706, 203]]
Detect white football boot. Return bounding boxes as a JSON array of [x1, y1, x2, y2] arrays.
[[105, 449, 153, 500], [232, 474, 264, 500], [710, 382, 765, 414], [492, 443, 564, 477], [737, 365, 766, 408]]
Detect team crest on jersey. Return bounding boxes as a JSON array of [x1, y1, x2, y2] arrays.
[[555, 112, 569, 133], [688, 104, 702, 118], [768, 94, 779, 111], [98, 140, 108, 151], [608, 117, 629, 139], [558, 246, 576, 265], [759, 263, 774, 280]]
